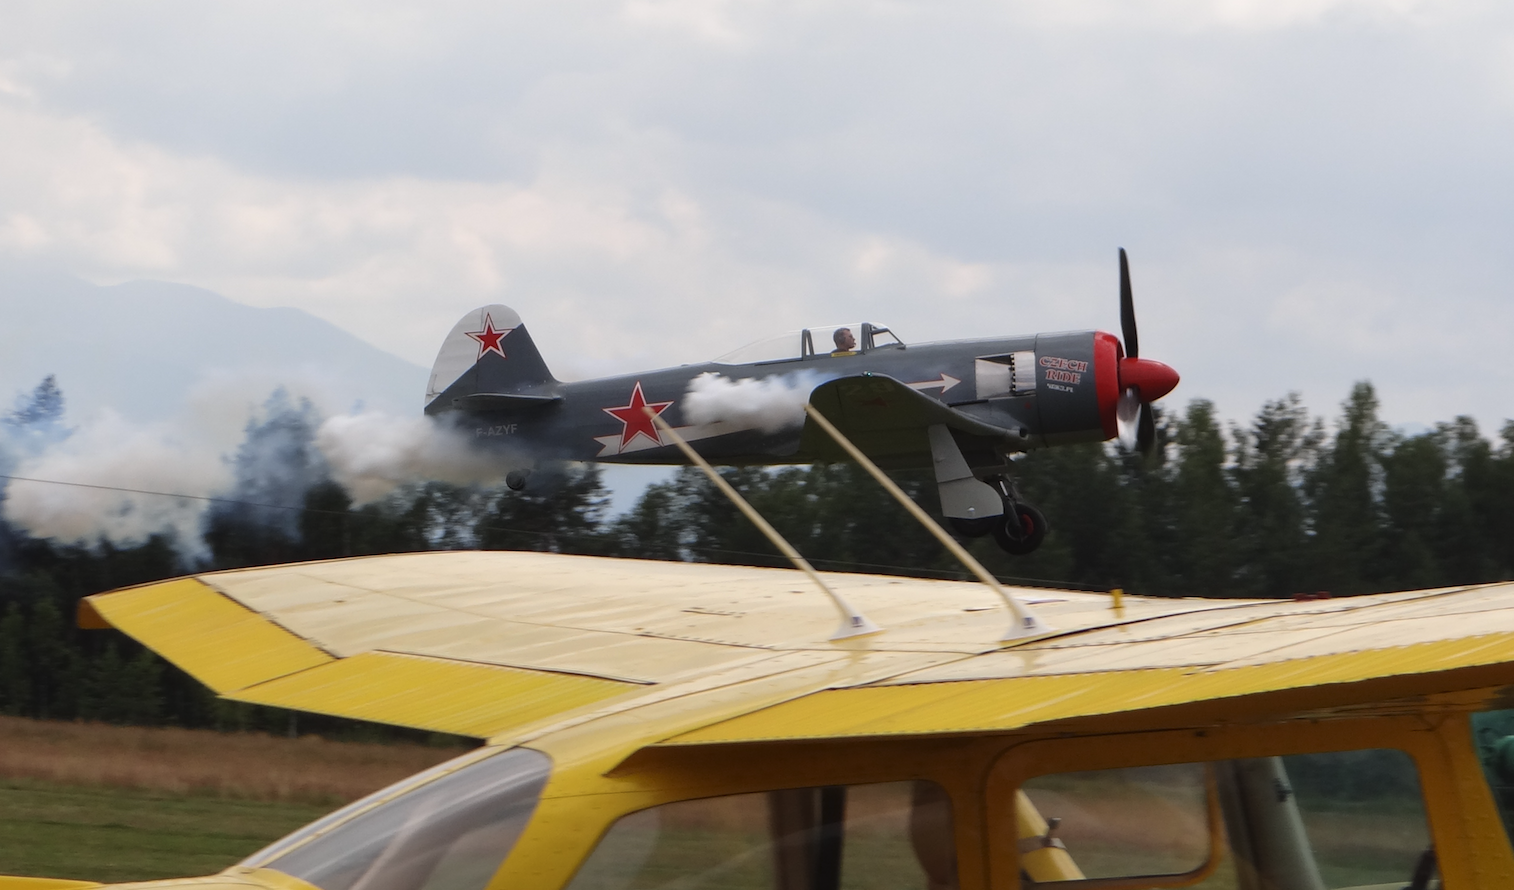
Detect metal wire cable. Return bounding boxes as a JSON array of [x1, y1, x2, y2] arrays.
[[0, 472, 1108, 591]]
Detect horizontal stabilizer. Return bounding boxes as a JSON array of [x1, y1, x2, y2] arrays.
[[453, 392, 563, 411]]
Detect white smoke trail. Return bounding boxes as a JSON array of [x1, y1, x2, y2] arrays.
[[315, 412, 516, 504], [0, 376, 341, 555], [682, 371, 825, 434], [1, 411, 231, 553]]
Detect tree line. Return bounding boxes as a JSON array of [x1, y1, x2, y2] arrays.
[[1, 377, 1512, 732]]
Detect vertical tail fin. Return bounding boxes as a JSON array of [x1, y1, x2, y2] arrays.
[[425, 305, 558, 415]]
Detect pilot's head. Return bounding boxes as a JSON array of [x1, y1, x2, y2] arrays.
[[833, 327, 856, 352]]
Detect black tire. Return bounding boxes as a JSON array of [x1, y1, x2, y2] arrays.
[[950, 516, 998, 538], [992, 504, 1048, 555]]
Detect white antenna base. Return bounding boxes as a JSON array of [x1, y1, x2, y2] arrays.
[[830, 614, 884, 641], [1000, 614, 1054, 641]]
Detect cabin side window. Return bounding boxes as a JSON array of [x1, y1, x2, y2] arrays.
[[564, 780, 955, 890], [1011, 749, 1433, 890], [1471, 706, 1514, 843]]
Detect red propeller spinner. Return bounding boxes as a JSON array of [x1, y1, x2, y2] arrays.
[[1119, 355, 1179, 404]]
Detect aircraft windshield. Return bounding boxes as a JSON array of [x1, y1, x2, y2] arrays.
[[244, 747, 550, 890], [714, 323, 902, 364]]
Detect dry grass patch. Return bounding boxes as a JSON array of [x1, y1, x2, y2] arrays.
[[0, 716, 471, 805]]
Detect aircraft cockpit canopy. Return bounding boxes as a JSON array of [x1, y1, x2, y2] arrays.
[[714, 322, 903, 365]]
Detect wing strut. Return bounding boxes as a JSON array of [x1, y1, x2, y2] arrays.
[[801, 404, 1052, 641], [644, 408, 882, 641]]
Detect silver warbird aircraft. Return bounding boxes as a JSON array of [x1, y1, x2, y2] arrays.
[[424, 250, 1179, 555]]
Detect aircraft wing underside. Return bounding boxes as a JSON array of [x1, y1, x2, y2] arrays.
[[800, 374, 1024, 462]]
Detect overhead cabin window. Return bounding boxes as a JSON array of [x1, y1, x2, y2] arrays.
[[565, 780, 955, 890], [245, 747, 551, 890], [1011, 750, 1432, 890]]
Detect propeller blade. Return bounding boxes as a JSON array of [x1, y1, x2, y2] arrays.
[[1116, 387, 1141, 451], [1119, 247, 1138, 359], [1137, 400, 1156, 455]]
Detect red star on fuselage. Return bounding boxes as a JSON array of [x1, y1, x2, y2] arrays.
[[603, 382, 674, 450], [465, 312, 510, 360]]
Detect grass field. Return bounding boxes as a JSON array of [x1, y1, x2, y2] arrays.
[[0, 780, 330, 884], [0, 717, 469, 884]]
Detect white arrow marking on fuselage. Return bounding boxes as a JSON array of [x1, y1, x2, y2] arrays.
[[905, 373, 961, 395], [593, 422, 726, 457]]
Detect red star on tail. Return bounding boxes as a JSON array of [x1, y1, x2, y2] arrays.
[[465, 312, 510, 360], [603, 382, 674, 450]]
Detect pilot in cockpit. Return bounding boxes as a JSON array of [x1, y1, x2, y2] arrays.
[[831, 327, 857, 355]]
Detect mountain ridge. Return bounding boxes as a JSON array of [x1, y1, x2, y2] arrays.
[[0, 267, 427, 423]]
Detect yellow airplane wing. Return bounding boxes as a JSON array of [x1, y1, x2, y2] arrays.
[[673, 582, 1514, 745], [81, 551, 1514, 750]]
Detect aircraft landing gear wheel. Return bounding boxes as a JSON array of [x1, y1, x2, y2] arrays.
[[950, 516, 998, 538], [993, 504, 1048, 555]]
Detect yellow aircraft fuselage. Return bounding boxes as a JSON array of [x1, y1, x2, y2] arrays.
[[6, 552, 1514, 890]]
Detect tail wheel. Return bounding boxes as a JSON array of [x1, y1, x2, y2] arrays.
[[993, 504, 1048, 555]]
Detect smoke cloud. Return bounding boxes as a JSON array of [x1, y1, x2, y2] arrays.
[[682, 371, 825, 434], [2, 411, 230, 554], [316, 412, 517, 504], [212, 389, 330, 536], [0, 375, 516, 556]]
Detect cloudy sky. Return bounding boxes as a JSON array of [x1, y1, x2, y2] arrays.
[[2, 0, 1512, 434]]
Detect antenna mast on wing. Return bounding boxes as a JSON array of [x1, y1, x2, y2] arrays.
[[801, 404, 1052, 641], [644, 408, 882, 641]]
